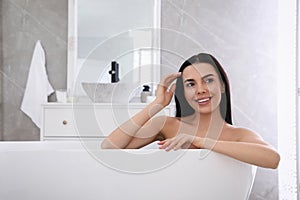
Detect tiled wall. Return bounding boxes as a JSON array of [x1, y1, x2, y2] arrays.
[[0, 0, 279, 199], [160, 0, 278, 199], [1, 0, 67, 140]]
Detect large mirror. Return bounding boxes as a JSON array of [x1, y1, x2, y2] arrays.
[[67, 0, 161, 97]]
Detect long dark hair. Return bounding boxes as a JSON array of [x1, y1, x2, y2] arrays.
[[174, 53, 233, 124]]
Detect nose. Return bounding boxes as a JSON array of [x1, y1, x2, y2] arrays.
[[195, 83, 208, 94]]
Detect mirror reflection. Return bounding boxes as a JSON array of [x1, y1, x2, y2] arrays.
[[69, 0, 161, 98]]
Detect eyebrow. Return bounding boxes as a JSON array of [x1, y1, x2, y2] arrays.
[[183, 74, 215, 82]]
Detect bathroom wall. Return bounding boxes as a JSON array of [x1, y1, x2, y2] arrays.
[[1, 0, 67, 140], [160, 0, 278, 199]]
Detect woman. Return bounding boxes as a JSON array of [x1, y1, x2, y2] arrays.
[[101, 53, 280, 169]]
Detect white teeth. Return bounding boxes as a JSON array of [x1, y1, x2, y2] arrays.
[[198, 98, 210, 103]]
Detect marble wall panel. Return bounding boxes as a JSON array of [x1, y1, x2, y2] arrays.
[[1, 0, 67, 140]]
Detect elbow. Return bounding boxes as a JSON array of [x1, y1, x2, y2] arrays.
[[100, 140, 108, 149], [271, 152, 281, 169], [101, 139, 116, 149], [256, 149, 280, 169], [267, 151, 280, 169]]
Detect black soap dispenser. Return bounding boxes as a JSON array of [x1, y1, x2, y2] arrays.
[[141, 85, 150, 103], [108, 61, 120, 83]]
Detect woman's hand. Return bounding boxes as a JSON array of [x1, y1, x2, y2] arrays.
[[154, 72, 181, 107], [158, 134, 202, 151]]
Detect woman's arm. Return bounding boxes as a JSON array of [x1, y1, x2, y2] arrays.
[[158, 129, 280, 169], [199, 138, 280, 169], [101, 73, 181, 149], [203, 128, 280, 169], [101, 102, 164, 149]]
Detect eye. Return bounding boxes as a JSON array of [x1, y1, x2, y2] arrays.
[[185, 82, 194, 87], [204, 78, 214, 84]]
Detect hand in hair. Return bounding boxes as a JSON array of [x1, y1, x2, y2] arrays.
[[154, 72, 181, 107]]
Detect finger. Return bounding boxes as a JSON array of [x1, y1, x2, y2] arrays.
[[172, 135, 187, 150], [158, 139, 168, 149], [166, 142, 176, 151], [169, 83, 176, 94], [159, 139, 172, 150], [165, 72, 181, 85], [160, 73, 181, 87], [165, 138, 180, 151], [173, 140, 185, 150], [157, 140, 165, 145]]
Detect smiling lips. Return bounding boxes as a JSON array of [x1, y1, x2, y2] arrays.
[[195, 97, 212, 105]]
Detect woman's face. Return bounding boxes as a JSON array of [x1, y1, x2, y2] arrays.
[[182, 63, 224, 115]]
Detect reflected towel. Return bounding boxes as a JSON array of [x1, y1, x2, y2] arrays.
[[21, 40, 54, 128]]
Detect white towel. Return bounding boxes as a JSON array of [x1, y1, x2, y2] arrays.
[[21, 40, 54, 128]]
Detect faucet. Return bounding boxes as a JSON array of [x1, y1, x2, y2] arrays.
[[108, 61, 120, 83]]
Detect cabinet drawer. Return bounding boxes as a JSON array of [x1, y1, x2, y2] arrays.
[[42, 104, 174, 140], [43, 108, 77, 137], [43, 108, 112, 138]]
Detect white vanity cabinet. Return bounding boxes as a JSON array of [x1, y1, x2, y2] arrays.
[[41, 103, 174, 141]]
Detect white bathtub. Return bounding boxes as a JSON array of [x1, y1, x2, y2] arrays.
[[0, 141, 256, 200]]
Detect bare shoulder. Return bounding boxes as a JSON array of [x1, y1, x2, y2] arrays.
[[224, 124, 267, 144], [153, 116, 180, 138]]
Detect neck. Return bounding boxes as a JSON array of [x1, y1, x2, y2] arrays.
[[183, 108, 224, 122], [182, 109, 226, 139]]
